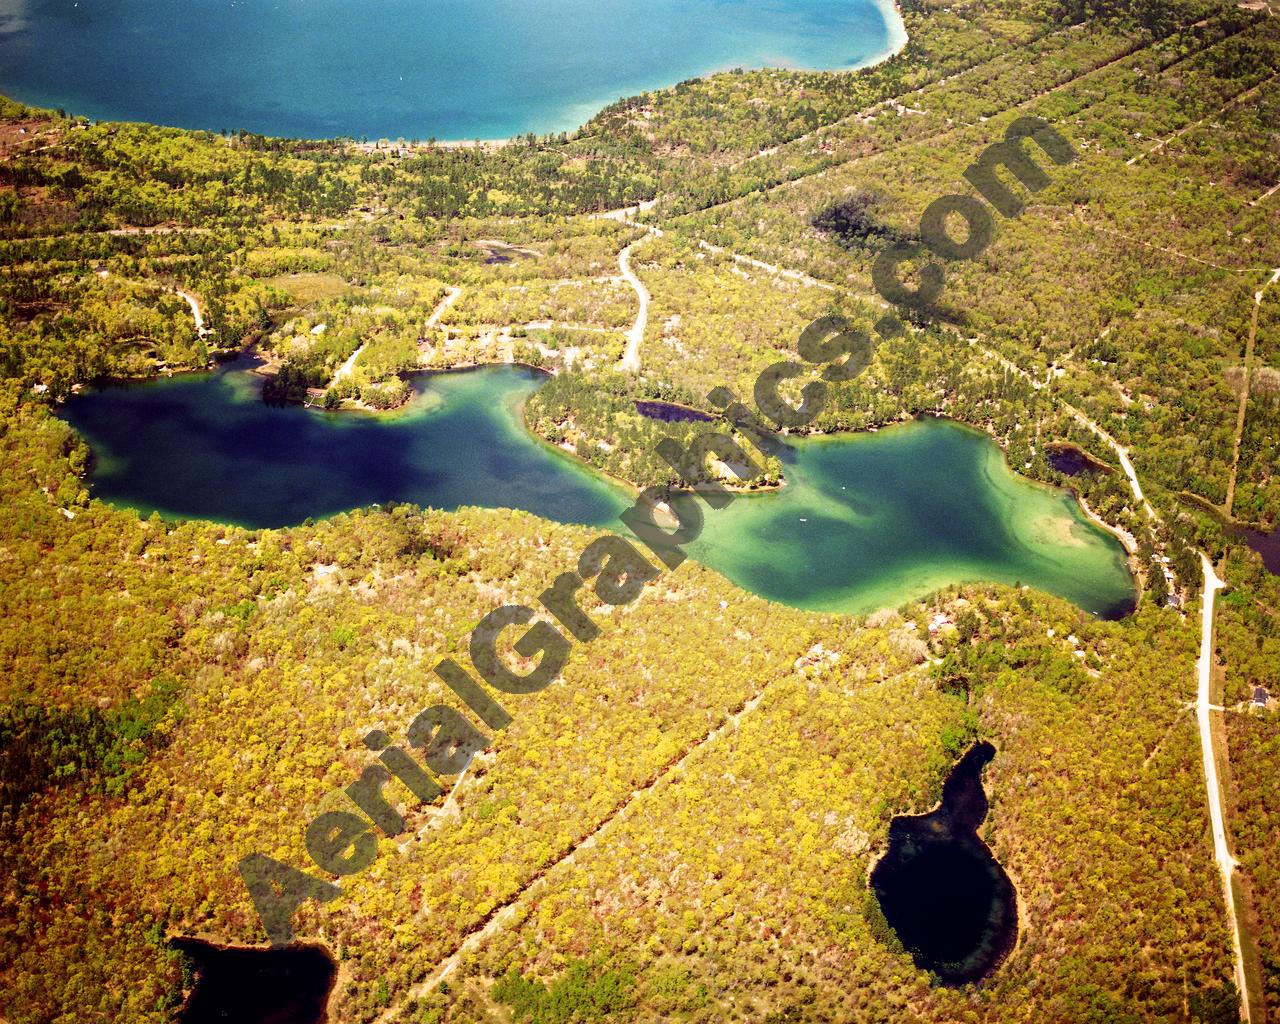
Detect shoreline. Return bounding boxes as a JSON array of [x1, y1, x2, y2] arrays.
[[351, 0, 908, 146], [168, 933, 339, 1024], [73, 357, 1140, 574], [60, 362, 1140, 622], [1078, 493, 1144, 609], [0, 0, 910, 148], [1077, 494, 1138, 557], [865, 741, 1021, 986], [861, 0, 909, 69]]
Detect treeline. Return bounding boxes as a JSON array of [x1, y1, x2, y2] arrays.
[[0, 0, 1276, 1017], [1, 109, 662, 232], [0, 248, 270, 394]]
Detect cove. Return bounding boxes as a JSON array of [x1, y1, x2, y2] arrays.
[[57, 363, 1136, 618], [0, 0, 903, 141], [869, 741, 1018, 984]]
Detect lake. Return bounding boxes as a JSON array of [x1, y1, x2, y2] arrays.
[[58, 363, 1137, 617], [0, 0, 904, 141]]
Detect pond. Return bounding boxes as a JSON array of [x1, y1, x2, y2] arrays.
[[1231, 523, 1280, 575], [633, 399, 715, 423], [1045, 442, 1112, 478], [869, 742, 1018, 984], [171, 938, 334, 1024], [58, 362, 1136, 618]]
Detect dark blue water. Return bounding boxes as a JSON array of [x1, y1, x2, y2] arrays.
[[61, 363, 628, 528], [633, 399, 714, 423], [0, 0, 904, 140], [870, 742, 1018, 984], [1230, 524, 1280, 575]]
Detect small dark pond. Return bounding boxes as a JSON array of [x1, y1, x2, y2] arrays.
[[869, 741, 1017, 984], [1046, 442, 1111, 478], [1231, 524, 1280, 575], [171, 937, 334, 1023], [633, 399, 715, 423]]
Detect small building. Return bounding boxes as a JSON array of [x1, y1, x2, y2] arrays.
[[1252, 686, 1270, 709]]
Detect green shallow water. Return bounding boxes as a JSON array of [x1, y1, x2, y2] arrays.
[[689, 420, 1136, 617], [59, 363, 1135, 618]]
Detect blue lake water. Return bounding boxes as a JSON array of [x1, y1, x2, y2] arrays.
[[59, 363, 1137, 618], [0, 0, 903, 140]]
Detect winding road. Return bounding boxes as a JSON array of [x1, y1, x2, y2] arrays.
[[985, 338, 1253, 1018], [96, 270, 210, 341], [619, 228, 1258, 1022], [594, 206, 662, 373], [617, 239, 650, 373], [332, 343, 364, 382], [175, 289, 209, 337], [986, 338, 1254, 1020]]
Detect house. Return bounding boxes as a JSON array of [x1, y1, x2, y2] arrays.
[[1252, 686, 1270, 709]]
